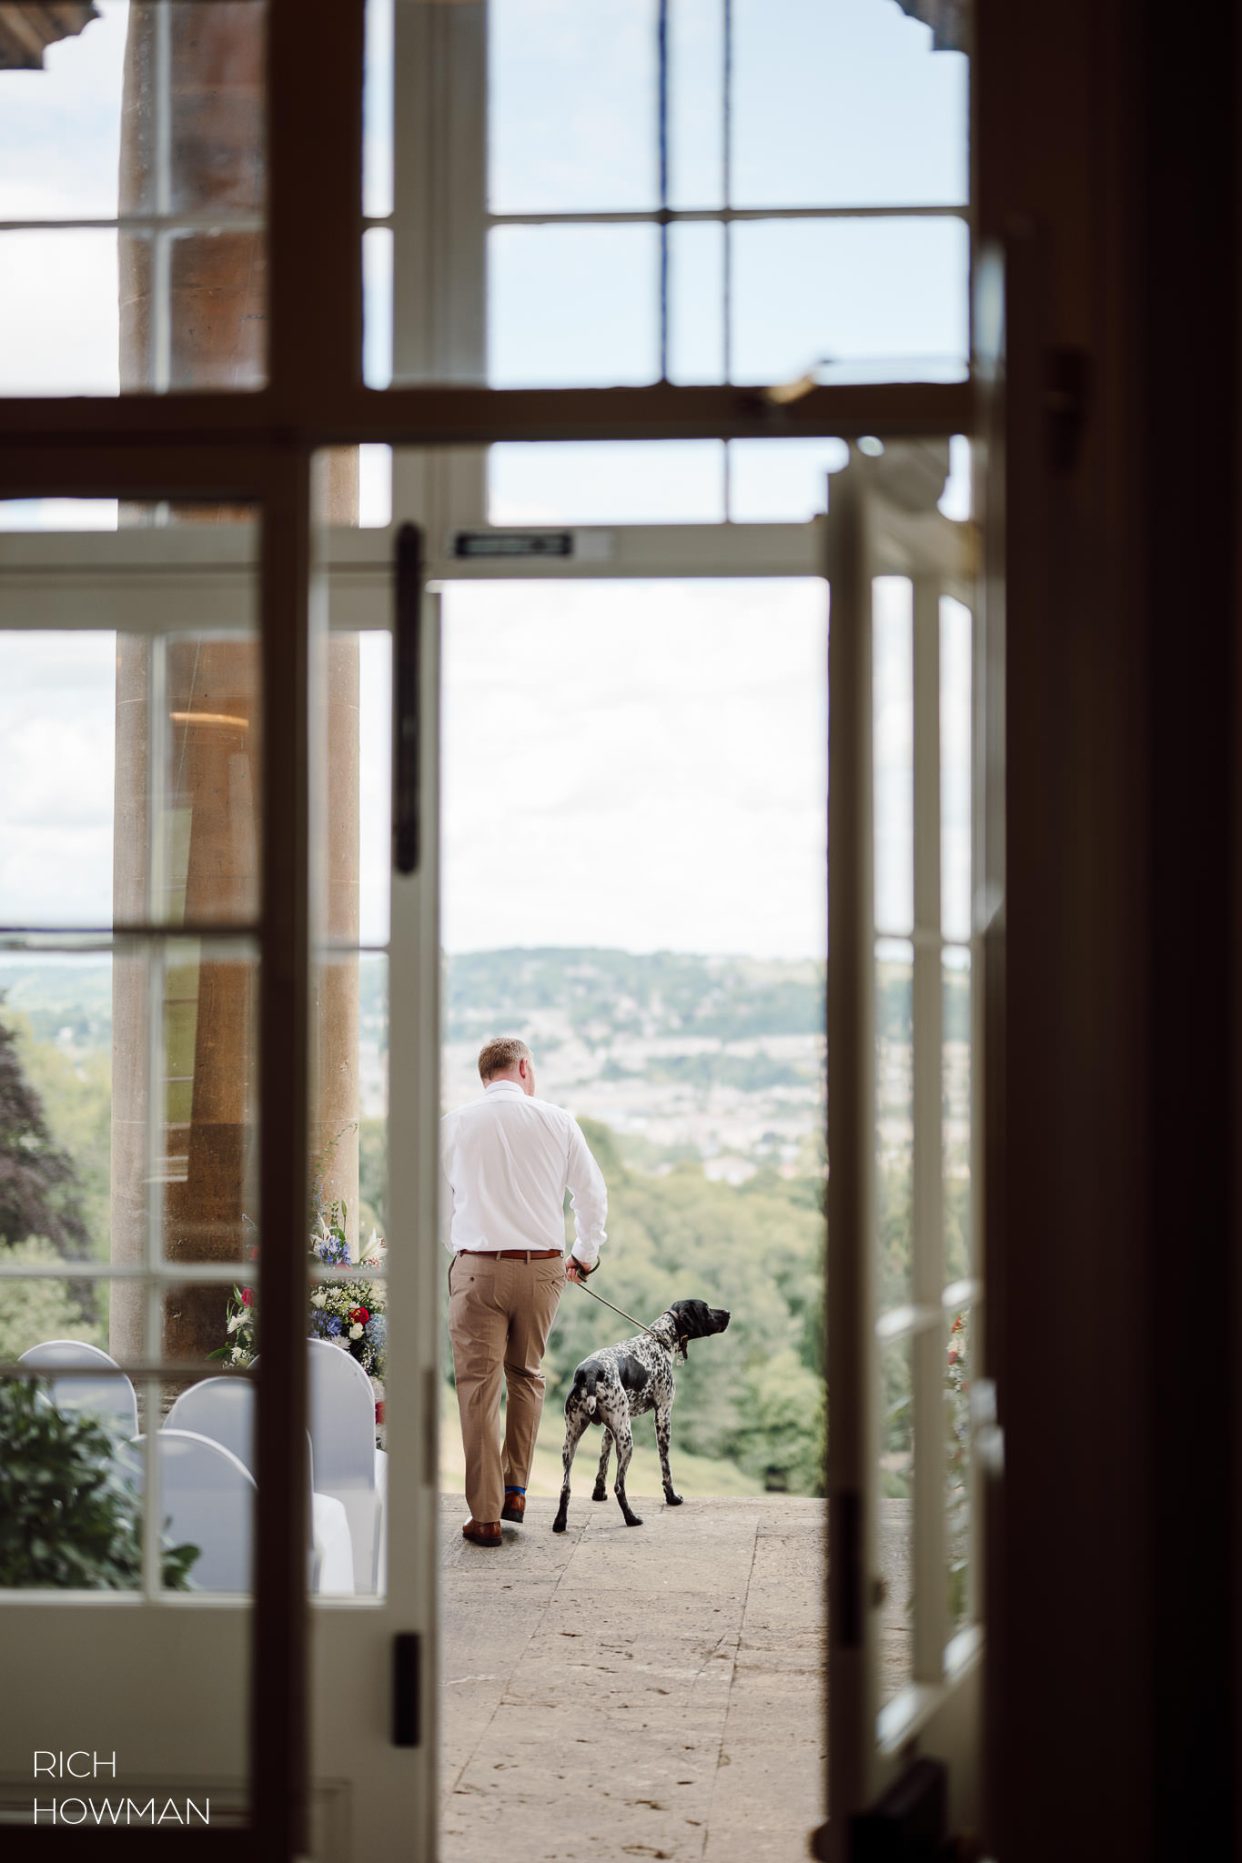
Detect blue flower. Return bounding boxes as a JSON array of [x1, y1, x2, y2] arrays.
[[324, 1315, 344, 1337], [364, 1314, 388, 1350]]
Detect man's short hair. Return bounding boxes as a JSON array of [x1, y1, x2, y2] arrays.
[[477, 1036, 532, 1082]]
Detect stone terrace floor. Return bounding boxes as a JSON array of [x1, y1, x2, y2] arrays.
[[440, 1493, 827, 1863]]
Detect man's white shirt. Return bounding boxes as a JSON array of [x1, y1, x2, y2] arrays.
[[439, 1079, 608, 1269]]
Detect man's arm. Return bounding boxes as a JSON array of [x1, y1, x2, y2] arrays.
[[439, 1117, 457, 1255], [565, 1117, 608, 1275]]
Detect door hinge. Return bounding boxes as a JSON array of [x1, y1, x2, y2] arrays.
[[391, 1631, 421, 1748]]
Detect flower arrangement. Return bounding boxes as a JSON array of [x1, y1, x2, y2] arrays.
[[214, 1198, 388, 1384]]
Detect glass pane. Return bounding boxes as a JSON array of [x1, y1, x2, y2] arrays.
[[669, 219, 725, 384], [940, 595, 972, 942], [942, 949, 971, 1283], [874, 577, 914, 933], [0, 0, 268, 395], [0, 229, 121, 394], [730, 437, 850, 522], [0, 1362, 149, 1589], [0, 2, 128, 218], [878, 1333, 914, 1704], [945, 1303, 971, 1633], [668, 0, 724, 210], [489, 0, 657, 212], [732, 0, 968, 208], [488, 440, 726, 524], [731, 217, 970, 386], [0, 518, 260, 932], [364, 0, 394, 221], [363, 224, 394, 389], [489, 224, 659, 387], [876, 939, 914, 1308], [305, 600, 391, 1595]]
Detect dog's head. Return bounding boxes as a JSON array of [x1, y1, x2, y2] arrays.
[[666, 1299, 731, 1353]]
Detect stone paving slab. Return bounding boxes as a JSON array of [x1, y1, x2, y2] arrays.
[[440, 1493, 827, 1862]]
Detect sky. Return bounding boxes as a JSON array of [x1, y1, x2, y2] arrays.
[[0, 1, 969, 961]]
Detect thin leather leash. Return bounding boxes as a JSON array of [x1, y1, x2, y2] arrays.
[[574, 1278, 686, 1355]]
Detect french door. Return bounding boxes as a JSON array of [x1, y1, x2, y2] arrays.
[[0, 496, 443, 1861], [825, 448, 984, 1856]]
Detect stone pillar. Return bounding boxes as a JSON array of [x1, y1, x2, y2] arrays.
[[110, 2, 361, 1363]]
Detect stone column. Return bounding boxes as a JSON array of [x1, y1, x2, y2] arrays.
[[110, 1, 361, 1363]]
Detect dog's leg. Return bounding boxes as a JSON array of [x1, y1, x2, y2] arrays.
[[655, 1402, 683, 1505], [592, 1427, 612, 1501], [552, 1404, 589, 1533], [611, 1418, 642, 1527]]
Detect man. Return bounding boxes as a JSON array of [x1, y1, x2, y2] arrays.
[[441, 1037, 608, 1547]]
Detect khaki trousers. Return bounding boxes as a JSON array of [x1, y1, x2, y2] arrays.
[[448, 1251, 565, 1524]]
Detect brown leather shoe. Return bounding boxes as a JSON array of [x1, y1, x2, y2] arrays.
[[500, 1492, 526, 1524], [462, 1519, 502, 1547]]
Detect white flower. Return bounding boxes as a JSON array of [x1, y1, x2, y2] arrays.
[[227, 1312, 242, 1333], [349, 1323, 364, 1341], [231, 1345, 243, 1363], [310, 1289, 327, 1309]]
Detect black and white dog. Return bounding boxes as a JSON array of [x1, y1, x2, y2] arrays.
[[552, 1298, 731, 1532]]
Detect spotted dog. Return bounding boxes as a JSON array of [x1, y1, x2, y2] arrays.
[[552, 1298, 731, 1532]]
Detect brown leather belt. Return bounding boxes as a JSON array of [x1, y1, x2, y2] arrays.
[[456, 1248, 562, 1262]]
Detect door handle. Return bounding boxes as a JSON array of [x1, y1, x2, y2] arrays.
[[393, 522, 424, 874]]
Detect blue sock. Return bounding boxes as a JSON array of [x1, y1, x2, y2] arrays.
[[505, 1484, 526, 1496]]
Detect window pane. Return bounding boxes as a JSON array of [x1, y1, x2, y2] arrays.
[[489, 0, 658, 212], [669, 219, 725, 384], [940, 595, 972, 942], [489, 441, 726, 524], [873, 577, 914, 933], [879, 1333, 914, 1704], [730, 437, 850, 522], [943, 949, 971, 1283], [732, 217, 970, 385], [0, 230, 121, 395], [364, 224, 394, 389], [0, 1, 128, 218], [668, 0, 724, 210], [732, 0, 968, 208], [945, 1303, 971, 1633], [876, 939, 914, 1308], [0, 517, 260, 933], [0, 1, 268, 395], [489, 224, 659, 386], [364, 0, 394, 220]]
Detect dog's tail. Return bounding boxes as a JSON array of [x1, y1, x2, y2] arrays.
[[570, 1362, 602, 1418]]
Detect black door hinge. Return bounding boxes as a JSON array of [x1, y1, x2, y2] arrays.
[[392, 1631, 421, 1747]]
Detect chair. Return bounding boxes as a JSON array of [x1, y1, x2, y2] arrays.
[[165, 1377, 355, 1595], [305, 1339, 387, 1593], [19, 1339, 139, 1437], [125, 1429, 255, 1593]]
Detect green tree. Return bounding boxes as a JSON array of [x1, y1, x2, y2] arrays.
[[0, 999, 93, 1263]]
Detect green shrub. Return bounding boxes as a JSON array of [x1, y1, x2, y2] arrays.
[[0, 1379, 198, 1590], [0, 1237, 105, 1364]]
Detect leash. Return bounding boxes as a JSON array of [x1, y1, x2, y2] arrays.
[[573, 1277, 666, 1344]]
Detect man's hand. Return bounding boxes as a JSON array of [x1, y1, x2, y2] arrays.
[[565, 1257, 594, 1284]]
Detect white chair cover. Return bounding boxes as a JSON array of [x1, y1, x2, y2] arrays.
[[127, 1429, 255, 1593], [165, 1376, 354, 1595], [305, 1338, 386, 1593], [19, 1338, 139, 1437]]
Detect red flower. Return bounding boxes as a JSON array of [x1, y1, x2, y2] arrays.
[[349, 1306, 370, 1326], [947, 1346, 960, 1365], [374, 1399, 385, 1427], [241, 1288, 254, 1307]]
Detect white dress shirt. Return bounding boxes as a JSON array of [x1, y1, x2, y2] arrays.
[[439, 1080, 608, 1269]]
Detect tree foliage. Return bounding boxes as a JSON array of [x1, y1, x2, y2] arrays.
[[0, 998, 93, 1262]]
